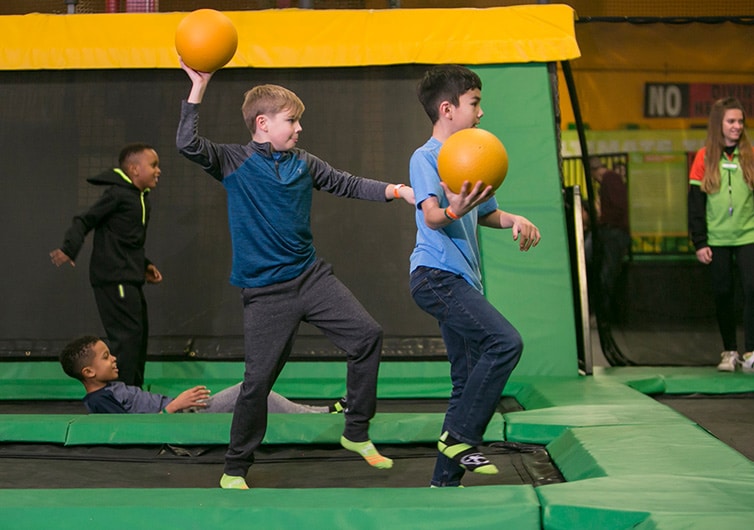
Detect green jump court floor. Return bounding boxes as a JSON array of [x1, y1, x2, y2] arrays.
[[1, 361, 754, 529]]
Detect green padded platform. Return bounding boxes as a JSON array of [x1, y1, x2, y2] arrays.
[[7, 412, 504, 446], [5, 362, 754, 529], [0, 362, 82, 400], [504, 402, 692, 445], [538, 475, 754, 530], [547, 423, 754, 481], [0, 414, 73, 443], [148, 361, 458, 399], [594, 366, 754, 395], [508, 376, 659, 409], [0, 486, 541, 530]]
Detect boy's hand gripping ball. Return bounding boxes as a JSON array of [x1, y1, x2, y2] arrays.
[[437, 128, 508, 194], [175, 9, 238, 73]]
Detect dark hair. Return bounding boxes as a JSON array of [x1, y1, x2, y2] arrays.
[[59, 335, 100, 381], [118, 142, 154, 170], [417, 65, 482, 124]]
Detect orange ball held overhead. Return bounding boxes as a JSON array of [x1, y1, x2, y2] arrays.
[[437, 128, 509, 194], [175, 9, 238, 73]]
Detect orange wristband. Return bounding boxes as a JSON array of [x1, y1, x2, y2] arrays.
[[393, 184, 405, 199], [444, 207, 460, 221]]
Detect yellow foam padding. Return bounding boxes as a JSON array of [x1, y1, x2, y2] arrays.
[[0, 5, 579, 70]]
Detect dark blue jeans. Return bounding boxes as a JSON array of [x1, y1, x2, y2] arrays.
[[410, 266, 523, 486]]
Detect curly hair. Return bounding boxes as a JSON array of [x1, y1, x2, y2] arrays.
[[59, 335, 100, 381]]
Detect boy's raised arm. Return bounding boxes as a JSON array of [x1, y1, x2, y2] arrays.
[[179, 58, 213, 104]]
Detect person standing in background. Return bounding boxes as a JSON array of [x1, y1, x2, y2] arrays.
[[50, 143, 162, 388], [590, 156, 630, 323], [688, 97, 754, 373]]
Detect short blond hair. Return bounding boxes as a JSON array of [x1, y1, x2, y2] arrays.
[[241, 84, 305, 133]]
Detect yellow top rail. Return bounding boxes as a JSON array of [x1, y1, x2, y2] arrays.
[[0, 5, 579, 70]]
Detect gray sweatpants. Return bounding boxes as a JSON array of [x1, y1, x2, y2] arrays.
[[200, 383, 329, 414], [224, 258, 383, 477]]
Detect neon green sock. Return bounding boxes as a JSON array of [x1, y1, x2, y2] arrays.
[[340, 436, 393, 469], [220, 473, 249, 489], [437, 431, 498, 475]]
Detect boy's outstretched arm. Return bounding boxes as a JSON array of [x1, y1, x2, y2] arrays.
[[163, 385, 211, 413], [386, 183, 416, 205], [479, 210, 541, 251]]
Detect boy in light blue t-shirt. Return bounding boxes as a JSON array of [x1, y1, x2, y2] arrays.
[[409, 65, 541, 487]]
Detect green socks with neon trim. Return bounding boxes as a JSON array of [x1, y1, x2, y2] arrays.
[[340, 436, 393, 469], [220, 473, 249, 489], [437, 431, 498, 475]]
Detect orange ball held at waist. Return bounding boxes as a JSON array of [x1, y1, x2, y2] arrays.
[[437, 128, 508, 194], [175, 9, 238, 73]]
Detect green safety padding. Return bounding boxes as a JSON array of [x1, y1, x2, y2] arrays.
[[64, 413, 232, 446], [509, 376, 659, 410], [0, 414, 72, 443], [0, 361, 69, 380], [547, 424, 754, 482], [0, 362, 82, 400], [0, 361, 456, 401], [504, 403, 692, 445], [0, 381, 83, 400], [538, 475, 754, 530], [62, 412, 504, 446], [8, 361, 754, 402], [148, 361, 458, 399], [0, 485, 542, 530], [637, 513, 754, 530], [473, 64, 578, 379], [594, 366, 754, 395]]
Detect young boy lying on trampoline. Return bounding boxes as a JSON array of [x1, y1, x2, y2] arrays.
[[60, 335, 342, 415]]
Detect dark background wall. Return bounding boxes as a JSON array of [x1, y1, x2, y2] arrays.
[[0, 66, 442, 359]]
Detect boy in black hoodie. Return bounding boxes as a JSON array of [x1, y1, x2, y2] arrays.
[[51, 143, 162, 388]]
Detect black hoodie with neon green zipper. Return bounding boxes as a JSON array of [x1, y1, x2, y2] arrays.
[[59, 168, 152, 287]]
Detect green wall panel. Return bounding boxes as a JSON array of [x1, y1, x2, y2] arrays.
[[473, 64, 578, 377]]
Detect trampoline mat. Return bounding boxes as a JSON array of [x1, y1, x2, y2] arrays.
[[0, 398, 564, 489], [0, 441, 562, 489]]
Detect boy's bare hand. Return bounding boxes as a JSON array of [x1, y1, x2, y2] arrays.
[[441, 180, 494, 216], [145, 264, 163, 284], [511, 216, 541, 251], [50, 249, 74, 267], [179, 57, 214, 83], [397, 185, 416, 206], [166, 385, 211, 413]]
